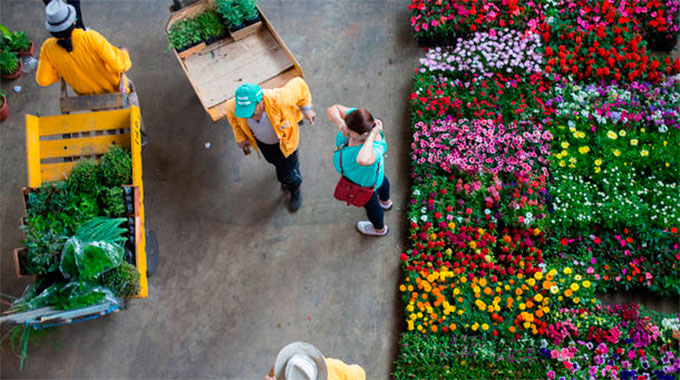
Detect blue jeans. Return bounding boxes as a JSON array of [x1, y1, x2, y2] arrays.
[[364, 176, 390, 229], [256, 139, 302, 192]]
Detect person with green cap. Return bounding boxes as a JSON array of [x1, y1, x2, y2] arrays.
[[225, 77, 315, 212]]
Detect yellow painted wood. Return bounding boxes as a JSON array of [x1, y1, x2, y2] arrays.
[[25, 115, 42, 187], [39, 134, 129, 159], [37, 109, 130, 136], [40, 162, 78, 183], [128, 107, 148, 298]]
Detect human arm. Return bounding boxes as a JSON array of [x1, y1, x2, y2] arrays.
[[35, 45, 60, 86], [91, 30, 132, 73], [282, 77, 315, 124], [326, 104, 352, 135], [356, 120, 383, 166], [225, 99, 250, 148]]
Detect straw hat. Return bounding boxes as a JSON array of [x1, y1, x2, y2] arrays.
[[273, 342, 328, 380], [45, 0, 76, 33]]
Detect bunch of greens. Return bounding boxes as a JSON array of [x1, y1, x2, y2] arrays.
[[167, 18, 203, 51], [216, 0, 244, 29], [195, 11, 226, 41], [0, 49, 19, 75], [99, 145, 132, 187]]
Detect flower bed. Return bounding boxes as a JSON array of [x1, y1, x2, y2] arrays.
[[396, 0, 680, 378]]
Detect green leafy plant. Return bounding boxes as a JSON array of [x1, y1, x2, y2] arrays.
[[99, 146, 132, 187], [100, 261, 140, 297], [60, 217, 126, 280], [196, 11, 226, 40], [101, 187, 127, 217], [216, 0, 245, 29], [237, 0, 258, 21], [0, 49, 19, 75], [68, 159, 101, 195], [6, 31, 31, 52], [167, 18, 202, 51]]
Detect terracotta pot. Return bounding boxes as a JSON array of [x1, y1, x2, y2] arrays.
[[1, 59, 23, 80], [0, 97, 8, 122], [16, 41, 35, 57]]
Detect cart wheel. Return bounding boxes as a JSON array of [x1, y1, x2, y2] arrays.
[[146, 230, 159, 277]]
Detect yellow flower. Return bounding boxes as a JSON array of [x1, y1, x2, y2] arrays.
[[630, 139, 638, 146], [666, 163, 670, 167], [559, 160, 566, 167], [569, 157, 577, 163], [561, 150, 568, 156], [574, 275, 582, 281], [579, 146, 590, 154], [561, 142, 570, 149], [471, 323, 479, 331], [663, 140, 667, 146], [519, 303, 526, 310], [448, 222, 456, 230], [607, 131, 617, 140], [563, 267, 572, 275], [482, 323, 489, 331], [641, 150, 649, 157], [613, 149, 621, 157], [594, 158, 602, 166], [399, 285, 406, 291], [550, 286, 559, 294], [618, 130, 626, 137], [573, 297, 580, 304], [582, 280, 591, 288], [594, 167, 601, 173], [570, 283, 580, 291], [641, 128, 646, 133], [527, 278, 536, 287], [534, 271, 543, 280], [534, 294, 544, 302]]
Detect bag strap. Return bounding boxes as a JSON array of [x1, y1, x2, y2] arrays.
[[338, 140, 382, 190]]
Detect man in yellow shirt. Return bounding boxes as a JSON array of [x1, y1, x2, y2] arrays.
[[225, 78, 315, 212], [37, 0, 132, 95], [266, 341, 366, 380]]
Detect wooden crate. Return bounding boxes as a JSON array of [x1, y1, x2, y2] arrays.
[[166, 1, 305, 121], [23, 107, 148, 298]]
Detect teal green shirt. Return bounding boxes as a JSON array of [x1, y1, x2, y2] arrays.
[[333, 131, 386, 188]]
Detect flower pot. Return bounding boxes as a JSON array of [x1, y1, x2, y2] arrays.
[[0, 97, 8, 122], [229, 22, 245, 33], [646, 35, 678, 52], [16, 41, 35, 57], [13, 248, 32, 278], [245, 16, 260, 26], [1, 58, 23, 80]]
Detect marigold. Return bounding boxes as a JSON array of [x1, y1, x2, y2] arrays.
[[570, 283, 580, 291], [582, 280, 591, 288], [564, 289, 573, 297], [534, 271, 543, 280], [607, 131, 617, 139]]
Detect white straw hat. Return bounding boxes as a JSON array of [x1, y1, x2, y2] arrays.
[[274, 342, 328, 380], [45, 0, 76, 33]]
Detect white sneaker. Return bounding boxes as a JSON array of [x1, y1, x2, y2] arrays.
[[356, 221, 388, 236], [379, 199, 393, 210]]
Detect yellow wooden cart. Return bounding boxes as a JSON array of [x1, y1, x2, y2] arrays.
[[1, 106, 151, 328]]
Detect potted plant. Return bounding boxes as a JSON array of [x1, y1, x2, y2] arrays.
[[217, 0, 245, 32], [9, 31, 34, 57], [0, 49, 22, 80], [238, 0, 260, 26], [167, 18, 202, 52], [196, 10, 227, 44], [1, 90, 8, 122]]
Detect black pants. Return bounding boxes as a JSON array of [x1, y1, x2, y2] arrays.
[[256, 139, 302, 192], [364, 176, 390, 230]]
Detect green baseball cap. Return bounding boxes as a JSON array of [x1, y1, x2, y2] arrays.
[[234, 83, 263, 118]]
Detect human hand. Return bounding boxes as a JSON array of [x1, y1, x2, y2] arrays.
[[264, 376, 276, 380], [237, 140, 251, 149], [372, 119, 383, 134], [303, 110, 316, 125], [120, 47, 129, 54]]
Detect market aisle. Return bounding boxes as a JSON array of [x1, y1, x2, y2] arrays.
[[0, 0, 420, 378]]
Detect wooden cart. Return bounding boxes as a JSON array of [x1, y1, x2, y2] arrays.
[[1, 107, 151, 328], [166, 0, 305, 121]]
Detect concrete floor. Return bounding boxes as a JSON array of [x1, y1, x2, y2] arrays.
[[0, 1, 420, 378]]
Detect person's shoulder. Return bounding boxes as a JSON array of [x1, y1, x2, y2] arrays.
[[79, 29, 106, 43], [40, 37, 58, 51]]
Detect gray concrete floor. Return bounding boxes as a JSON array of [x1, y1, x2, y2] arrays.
[[0, 0, 420, 378]]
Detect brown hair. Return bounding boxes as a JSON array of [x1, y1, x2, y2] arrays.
[[345, 108, 376, 135]]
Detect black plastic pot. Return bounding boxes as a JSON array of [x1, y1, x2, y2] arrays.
[[229, 22, 245, 33], [244, 16, 260, 26], [646, 34, 678, 52]]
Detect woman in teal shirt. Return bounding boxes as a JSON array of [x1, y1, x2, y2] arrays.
[[327, 105, 392, 236]]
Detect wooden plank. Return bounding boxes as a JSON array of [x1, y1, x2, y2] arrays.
[[230, 21, 263, 41], [40, 162, 78, 183], [183, 28, 293, 108], [205, 66, 302, 121], [259, 6, 304, 78], [25, 115, 42, 187], [178, 42, 207, 59], [35, 109, 130, 137], [39, 134, 129, 160], [60, 93, 126, 114]]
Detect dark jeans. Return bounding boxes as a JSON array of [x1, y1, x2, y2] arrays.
[[256, 139, 302, 192], [364, 176, 390, 230]]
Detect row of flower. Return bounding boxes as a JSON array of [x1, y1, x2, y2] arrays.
[[395, 0, 680, 378]]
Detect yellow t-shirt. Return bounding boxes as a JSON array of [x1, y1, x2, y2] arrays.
[[325, 358, 366, 380], [36, 28, 131, 95]]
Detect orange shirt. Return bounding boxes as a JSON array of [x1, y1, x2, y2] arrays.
[[326, 358, 366, 380], [36, 28, 131, 95]]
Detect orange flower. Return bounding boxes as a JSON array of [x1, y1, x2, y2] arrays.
[[536, 309, 544, 318], [509, 326, 516, 333], [543, 281, 553, 290], [430, 325, 437, 332], [526, 300, 534, 309]]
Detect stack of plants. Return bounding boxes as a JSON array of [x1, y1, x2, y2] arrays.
[[395, 0, 680, 378], [0, 24, 32, 79], [166, 0, 259, 51], [12, 145, 140, 312]]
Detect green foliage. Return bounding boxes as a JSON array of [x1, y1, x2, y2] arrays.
[[1, 326, 30, 371], [68, 159, 101, 195], [60, 217, 126, 280], [237, 0, 258, 21], [167, 18, 203, 50], [196, 11, 226, 40], [0, 49, 19, 75], [100, 261, 140, 297], [216, 0, 245, 29], [6, 31, 31, 52], [100, 187, 127, 217], [99, 146, 132, 187], [52, 283, 110, 310]]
